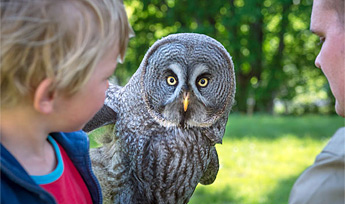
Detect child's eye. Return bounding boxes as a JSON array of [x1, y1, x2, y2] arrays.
[[318, 37, 325, 46]]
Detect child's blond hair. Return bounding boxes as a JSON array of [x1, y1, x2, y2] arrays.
[[1, 0, 133, 108]]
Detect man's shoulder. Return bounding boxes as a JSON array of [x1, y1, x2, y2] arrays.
[[289, 127, 345, 204], [321, 127, 345, 158]]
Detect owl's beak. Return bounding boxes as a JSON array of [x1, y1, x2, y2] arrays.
[[183, 92, 190, 112]]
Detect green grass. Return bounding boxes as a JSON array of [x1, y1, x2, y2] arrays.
[[88, 114, 344, 204]]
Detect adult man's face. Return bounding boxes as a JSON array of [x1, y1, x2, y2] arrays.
[[310, 0, 345, 117]]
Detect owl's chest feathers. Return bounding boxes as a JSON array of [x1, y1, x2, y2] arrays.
[[113, 86, 217, 200], [116, 112, 213, 188], [117, 90, 215, 163]]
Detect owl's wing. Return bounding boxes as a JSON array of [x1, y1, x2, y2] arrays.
[[200, 147, 219, 185], [83, 83, 121, 132]]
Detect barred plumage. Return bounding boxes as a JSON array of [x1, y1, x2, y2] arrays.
[[84, 33, 236, 204]]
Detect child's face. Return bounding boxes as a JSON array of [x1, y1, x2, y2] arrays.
[[54, 48, 119, 132]]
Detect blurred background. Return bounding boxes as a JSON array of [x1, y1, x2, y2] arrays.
[[90, 0, 345, 203], [116, 0, 334, 116]]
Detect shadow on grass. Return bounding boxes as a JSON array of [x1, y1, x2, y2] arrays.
[[225, 114, 344, 140], [266, 174, 300, 204], [189, 185, 243, 204], [189, 174, 301, 204]]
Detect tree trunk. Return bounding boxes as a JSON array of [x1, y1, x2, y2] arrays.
[[256, 2, 291, 114]]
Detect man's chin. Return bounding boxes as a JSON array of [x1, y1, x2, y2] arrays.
[[335, 101, 345, 117]]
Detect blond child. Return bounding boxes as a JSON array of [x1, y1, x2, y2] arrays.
[[0, 0, 133, 203]]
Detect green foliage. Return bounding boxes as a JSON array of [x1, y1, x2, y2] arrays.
[[115, 0, 330, 114], [89, 115, 344, 203]]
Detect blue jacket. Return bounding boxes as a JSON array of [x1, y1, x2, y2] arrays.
[[0, 131, 103, 204]]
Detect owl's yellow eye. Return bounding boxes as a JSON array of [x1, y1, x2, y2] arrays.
[[197, 78, 208, 87], [167, 76, 177, 86]]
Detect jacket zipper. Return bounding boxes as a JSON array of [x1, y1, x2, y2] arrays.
[[85, 137, 103, 204]]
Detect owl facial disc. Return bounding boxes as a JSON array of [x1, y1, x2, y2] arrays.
[[141, 33, 236, 129]]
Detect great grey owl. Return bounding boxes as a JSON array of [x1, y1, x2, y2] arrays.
[[84, 33, 236, 204]]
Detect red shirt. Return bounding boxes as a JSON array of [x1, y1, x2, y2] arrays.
[[31, 136, 93, 204]]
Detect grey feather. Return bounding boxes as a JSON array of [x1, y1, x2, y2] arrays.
[[86, 33, 236, 204]]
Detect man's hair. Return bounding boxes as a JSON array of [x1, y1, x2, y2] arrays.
[[1, 0, 133, 108], [325, 0, 344, 26]]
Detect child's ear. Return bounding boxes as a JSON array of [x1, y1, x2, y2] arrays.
[[33, 78, 56, 114]]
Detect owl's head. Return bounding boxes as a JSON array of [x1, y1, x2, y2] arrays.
[[140, 33, 235, 128]]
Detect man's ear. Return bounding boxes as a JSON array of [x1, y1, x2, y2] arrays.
[[33, 78, 56, 114]]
